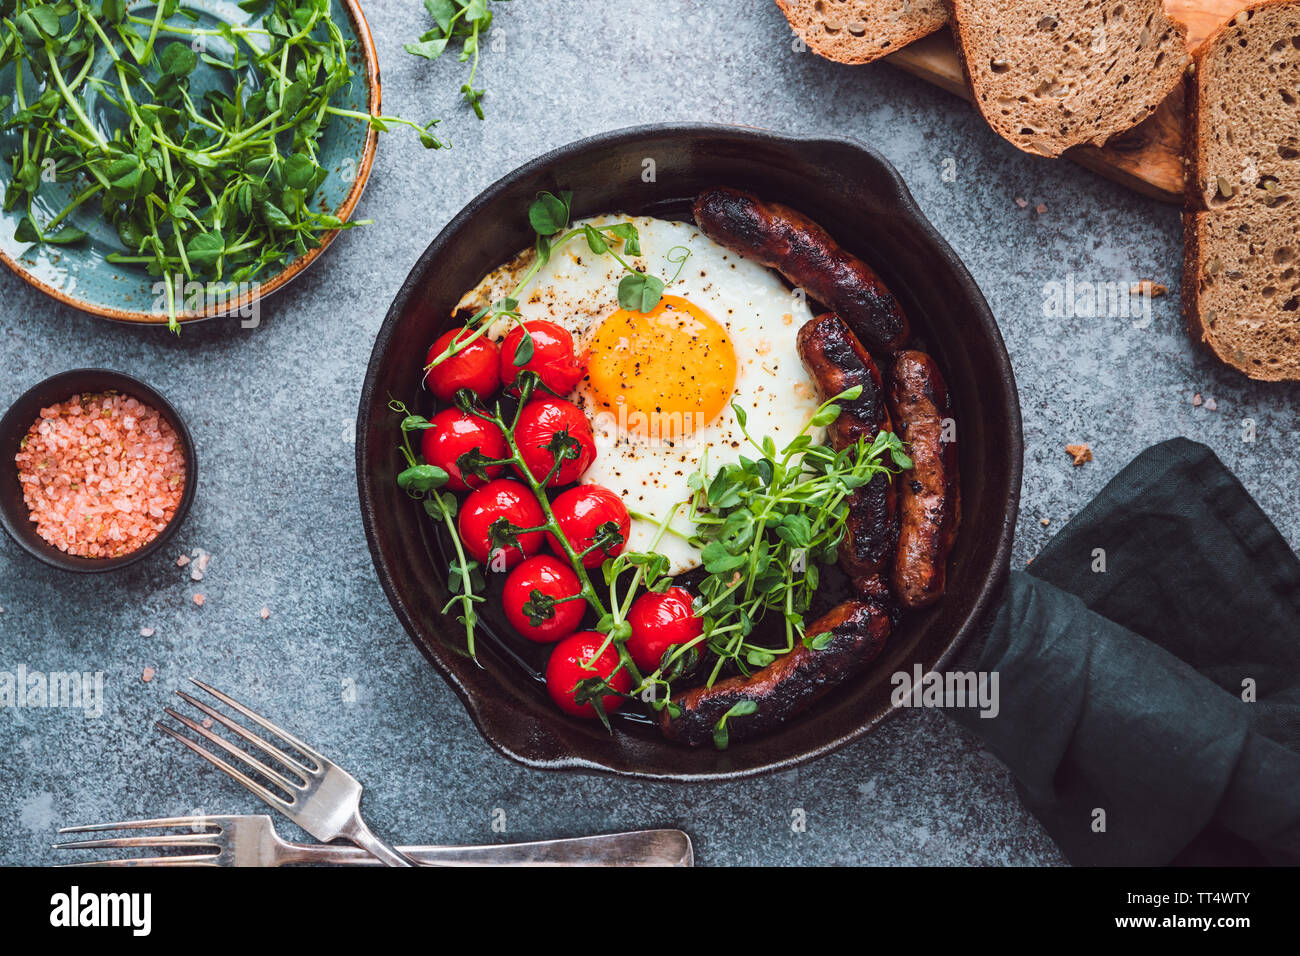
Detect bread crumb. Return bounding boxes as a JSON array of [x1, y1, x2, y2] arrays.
[[1040, 517, 1050, 527], [142, 666, 154, 683], [1192, 393, 1203, 406], [193, 593, 205, 607], [1066, 443, 1093, 466], [177, 554, 190, 567], [1129, 280, 1168, 297], [1015, 197, 1029, 208], [140, 627, 155, 638], [259, 606, 270, 620]]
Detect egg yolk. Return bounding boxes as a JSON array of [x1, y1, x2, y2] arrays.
[[585, 294, 737, 441]]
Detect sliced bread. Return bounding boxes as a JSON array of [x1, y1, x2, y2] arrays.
[[1183, 1, 1300, 381], [948, 0, 1190, 158], [775, 0, 948, 64]]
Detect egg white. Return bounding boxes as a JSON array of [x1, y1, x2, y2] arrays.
[[457, 215, 826, 574]]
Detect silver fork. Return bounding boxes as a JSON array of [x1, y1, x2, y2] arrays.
[[52, 815, 694, 867], [156, 678, 414, 867]]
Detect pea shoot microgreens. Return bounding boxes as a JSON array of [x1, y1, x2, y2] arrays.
[[404, 0, 504, 119], [1, 0, 443, 330], [423, 189, 671, 383]]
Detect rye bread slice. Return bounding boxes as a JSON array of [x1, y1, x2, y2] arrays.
[[1186, 2, 1300, 211], [1184, 1, 1300, 382], [948, 0, 1189, 158], [774, 0, 948, 64]]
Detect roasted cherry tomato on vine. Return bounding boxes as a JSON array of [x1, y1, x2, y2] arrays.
[[513, 397, 596, 487], [457, 478, 545, 571], [502, 555, 587, 643], [545, 631, 632, 718], [546, 484, 631, 568], [626, 586, 703, 672], [499, 321, 585, 396], [420, 408, 506, 492], [426, 328, 500, 403]]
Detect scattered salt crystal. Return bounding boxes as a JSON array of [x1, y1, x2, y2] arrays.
[[1035, 203, 1047, 214], [193, 594, 205, 607], [191, 569, 204, 582], [142, 667, 155, 683], [140, 627, 155, 638], [259, 606, 270, 620], [1014, 197, 1029, 208], [177, 555, 190, 567], [1205, 397, 1218, 411], [202, 717, 213, 729], [1192, 393, 1203, 406]]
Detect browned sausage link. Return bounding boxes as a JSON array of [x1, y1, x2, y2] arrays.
[[693, 187, 910, 354], [888, 350, 961, 609], [659, 601, 891, 747], [795, 314, 898, 582], [795, 313, 891, 449]]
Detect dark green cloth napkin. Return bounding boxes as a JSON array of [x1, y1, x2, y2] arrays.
[[950, 438, 1300, 866]]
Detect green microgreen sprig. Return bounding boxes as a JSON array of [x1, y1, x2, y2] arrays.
[[404, 0, 502, 119], [422, 189, 668, 382]]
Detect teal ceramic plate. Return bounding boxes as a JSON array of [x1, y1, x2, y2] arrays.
[[0, 0, 379, 324]]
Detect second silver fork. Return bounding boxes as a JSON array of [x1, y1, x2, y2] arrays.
[[54, 814, 695, 866], [157, 678, 415, 867]]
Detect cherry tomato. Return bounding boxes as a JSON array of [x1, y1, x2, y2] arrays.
[[626, 586, 703, 672], [546, 484, 631, 568], [513, 397, 596, 487], [545, 631, 632, 718], [420, 408, 507, 492], [426, 327, 500, 403], [499, 321, 586, 396], [457, 478, 545, 571], [502, 555, 586, 643]]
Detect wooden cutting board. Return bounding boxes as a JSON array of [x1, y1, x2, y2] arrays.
[[887, 1, 1245, 203]]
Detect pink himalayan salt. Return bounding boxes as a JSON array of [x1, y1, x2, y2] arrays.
[[142, 667, 155, 683], [15, 392, 185, 558]]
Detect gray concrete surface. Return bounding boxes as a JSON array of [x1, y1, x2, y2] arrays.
[[1, 0, 1296, 867]]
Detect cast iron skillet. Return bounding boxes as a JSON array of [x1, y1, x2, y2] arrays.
[[357, 124, 1022, 781]]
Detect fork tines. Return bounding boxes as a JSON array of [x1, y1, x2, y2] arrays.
[[53, 815, 228, 867], [155, 678, 321, 811]]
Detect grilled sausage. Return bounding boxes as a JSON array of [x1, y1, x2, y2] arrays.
[[693, 187, 909, 354], [796, 313, 899, 587], [888, 351, 960, 609], [658, 600, 891, 747]]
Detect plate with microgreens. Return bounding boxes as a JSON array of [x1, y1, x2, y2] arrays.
[[0, 0, 442, 328], [358, 125, 1023, 780]]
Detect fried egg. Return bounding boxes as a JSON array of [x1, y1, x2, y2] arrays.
[[457, 215, 825, 574]]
